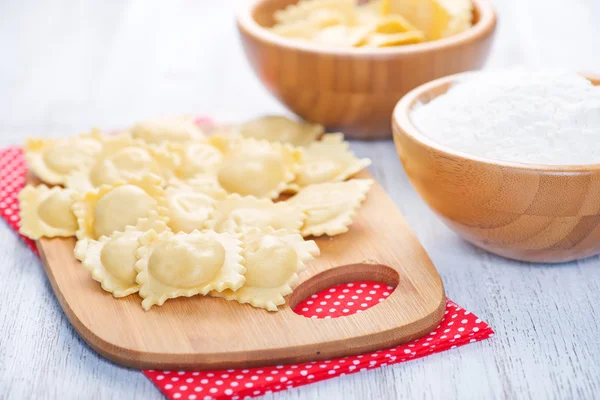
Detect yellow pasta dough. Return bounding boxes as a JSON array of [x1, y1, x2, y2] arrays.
[[130, 115, 205, 144], [165, 185, 216, 233], [237, 116, 324, 146], [211, 227, 319, 311], [135, 229, 246, 310], [381, 0, 472, 40], [73, 210, 168, 297], [269, 0, 468, 48], [214, 138, 302, 199], [274, 0, 356, 26], [287, 179, 373, 237], [66, 133, 178, 193], [205, 194, 306, 234], [72, 175, 167, 240], [371, 14, 419, 33], [295, 133, 372, 187], [24, 130, 103, 185], [19, 185, 79, 239], [168, 141, 223, 179]]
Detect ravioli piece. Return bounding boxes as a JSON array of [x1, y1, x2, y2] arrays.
[[18, 185, 79, 240], [287, 179, 373, 237], [24, 130, 103, 185], [381, 0, 471, 40], [165, 185, 216, 233], [215, 138, 302, 199], [274, 0, 356, 26], [206, 194, 306, 234], [237, 116, 324, 146], [73, 210, 168, 297], [295, 133, 372, 187], [167, 174, 228, 200], [72, 175, 167, 240], [168, 141, 223, 179], [66, 133, 178, 193], [135, 229, 245, 310], [371, 14, 419, 33], [307, 9, 423, 48], [130, 115, 205, 144], [212, 227, 319, 311]]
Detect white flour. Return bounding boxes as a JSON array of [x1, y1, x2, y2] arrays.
[[409, 70, 600, 165]]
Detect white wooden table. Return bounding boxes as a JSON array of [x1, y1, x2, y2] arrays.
[[1, 0, 600, 398]]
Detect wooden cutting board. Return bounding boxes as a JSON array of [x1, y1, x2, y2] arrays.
[[36, 171, 445, 370]]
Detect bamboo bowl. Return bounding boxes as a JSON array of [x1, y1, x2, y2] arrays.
[[392, 73, 600, 263], [237, 0, 497, 139]]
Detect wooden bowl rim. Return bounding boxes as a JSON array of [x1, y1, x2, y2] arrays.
[[236, 0, 497, 57], [393, 71, 600, 172]]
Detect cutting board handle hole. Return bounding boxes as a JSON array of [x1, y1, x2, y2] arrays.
[[289, 263, 399, 316]]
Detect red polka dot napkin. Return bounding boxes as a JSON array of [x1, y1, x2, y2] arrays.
[[0, 146, 37, 254], [144, 291, 492, 400], [0, 145, 494, 400]]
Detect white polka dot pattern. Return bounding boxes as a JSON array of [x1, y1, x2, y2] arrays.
[[0, 147, 37, 254], [145, 283, 493, 400], [0, 144, 494, 400]]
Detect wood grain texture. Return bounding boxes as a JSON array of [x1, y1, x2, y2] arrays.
[[393, 74, 600, 263], [237, 0, 497, 139], [35, 172, 445, 370], [2, 0, 600, 399]]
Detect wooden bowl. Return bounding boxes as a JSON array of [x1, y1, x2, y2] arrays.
[[237, 0, 497, 140], [392, 73, 600, 263]]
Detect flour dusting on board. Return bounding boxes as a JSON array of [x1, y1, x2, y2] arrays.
[[410, 70, 600, 165]]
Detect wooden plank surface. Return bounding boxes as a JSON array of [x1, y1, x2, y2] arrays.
[[1, 0, 600, 399], [35, 173, 445, 370]]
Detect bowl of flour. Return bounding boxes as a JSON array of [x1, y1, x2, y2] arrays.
[[392, 69, 600, 263]]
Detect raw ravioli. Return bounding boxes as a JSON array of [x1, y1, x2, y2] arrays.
[[74, 210, 168, 297], [295, 133, 371, 187], [66, 133, 178, 193], [19, 185, 79, 239], [206, 194, 306, 234], [287, 179, 373, 236], [167, 174, 228, 200], [25, 130, 103, 185], [135, 229, 245, 310], [130, 115, 205, 144], [212, 227, 319, 311], [214, 138, 302, 199], [72, 175, 167, 240], [237, 116, 324, 146], [165, 185, 216, 233], [168, 141, 223, 179]]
